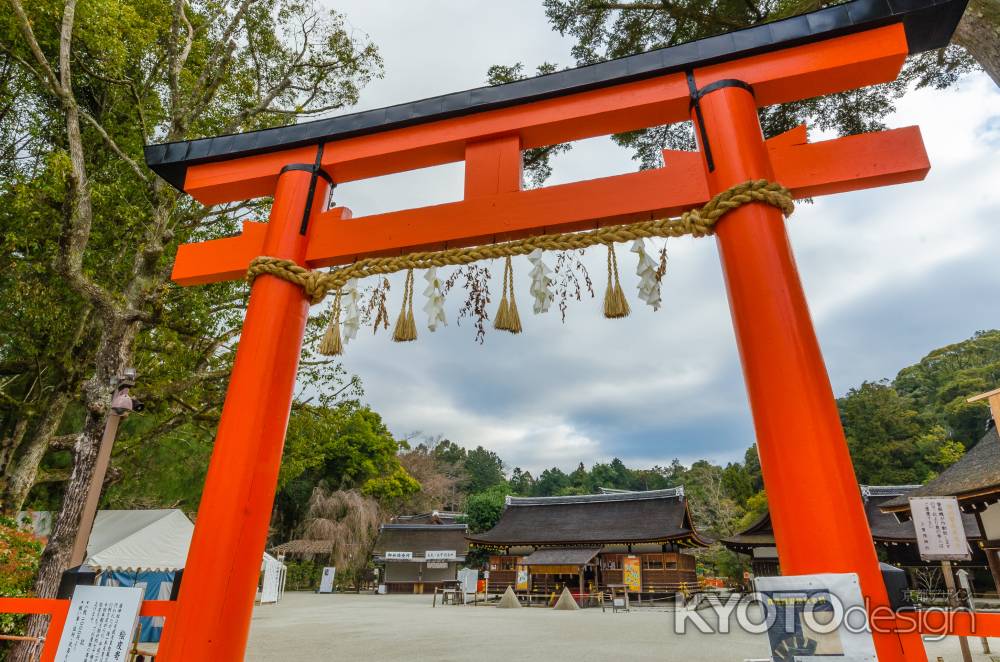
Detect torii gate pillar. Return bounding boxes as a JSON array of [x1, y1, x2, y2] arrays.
[[694, 83, 916, 661]]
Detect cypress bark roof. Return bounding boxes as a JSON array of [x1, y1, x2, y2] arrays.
[[372, 524, 469, 557], [721, 484, 983, 552], [882, 426, 1000, 511], [466, 488, 710, 547]]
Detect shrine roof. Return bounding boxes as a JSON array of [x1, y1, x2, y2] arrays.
[[466, 488, 711, 547], [720, 483, 983, 551], [882, 425, 1000, 511], [144, 0, 968, 191]]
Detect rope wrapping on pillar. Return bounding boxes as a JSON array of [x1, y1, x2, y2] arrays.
[[246, 179, 793, 354]]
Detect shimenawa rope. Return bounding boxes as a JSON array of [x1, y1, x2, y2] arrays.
[[246, 179, 793, 352]]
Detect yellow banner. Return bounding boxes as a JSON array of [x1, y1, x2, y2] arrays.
[[516, 565, 529, 590], [623, 556, 641, 592]]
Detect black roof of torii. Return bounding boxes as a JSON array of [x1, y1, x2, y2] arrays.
[[144, 0, 968, 192]]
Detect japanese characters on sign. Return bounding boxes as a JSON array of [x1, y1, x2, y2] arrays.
[[384, 551, 413, 560], [53, 585, 143, 662], [909, 496, 970, 561], [425, 550, 456, 561]]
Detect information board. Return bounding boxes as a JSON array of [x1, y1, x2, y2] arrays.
[[755, 573, 876, 662], [319, 566, 336, 594], [54, 585, 143, 662], [909, 496, 970, 561]]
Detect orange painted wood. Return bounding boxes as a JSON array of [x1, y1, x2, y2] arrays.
[[693, 83, 916, 662], [464, 134, 523, 198], [171, 208, 351, 286], [172, 125, 927, 284], [182, 25, 908, 206], [767, 125, 929, 197], [159, 167, 330, 662]]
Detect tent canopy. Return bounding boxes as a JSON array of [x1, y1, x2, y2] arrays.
[[85, 509, 194, 571]]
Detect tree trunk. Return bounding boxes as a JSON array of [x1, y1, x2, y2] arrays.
[[0, 418, 29, 486], [0, 393, 72, 516], [9, 319, 137, 662], [954, 0, 1000, 86]]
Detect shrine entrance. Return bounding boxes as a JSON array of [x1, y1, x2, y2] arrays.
[[1, 0, 994, 659]]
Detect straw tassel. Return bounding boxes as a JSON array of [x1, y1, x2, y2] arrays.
[[393, 269, 418, 342], [494, 256, 522, 334], [319, 290, 344, 356], [603, 243, 630, 319]]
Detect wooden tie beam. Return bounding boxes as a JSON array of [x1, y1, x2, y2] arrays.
[[1, 0, 980, 660]]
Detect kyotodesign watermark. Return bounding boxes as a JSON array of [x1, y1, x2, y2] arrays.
[[672, 591, 974, 642]]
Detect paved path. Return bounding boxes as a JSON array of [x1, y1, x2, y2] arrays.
[[246, 592, 1000, 661]]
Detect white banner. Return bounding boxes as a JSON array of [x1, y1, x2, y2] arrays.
[[319, 567, 336, 593], [910, 496, 970, 561], [425, 550, 456, 560], [54, 585, 144, 662], [384, 551, 413, 560]]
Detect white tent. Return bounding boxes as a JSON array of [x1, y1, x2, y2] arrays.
[[86, 509, 193, 571]]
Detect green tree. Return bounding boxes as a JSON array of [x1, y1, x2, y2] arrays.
[[463, 446, 506, 493], [508, 467, 535, 494], [0, 2, 381, 652], [463, 484, 510, 534], [839, 381, 961, 484], [533, 466, 571, 496]]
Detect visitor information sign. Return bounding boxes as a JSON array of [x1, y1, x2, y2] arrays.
[[54, 585, 143, 662], [909, 496, 970, 561], [755, 573, 877, 662]]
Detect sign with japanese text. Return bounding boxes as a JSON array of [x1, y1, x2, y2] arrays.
[[426, 561, 448, 569], [54, 585, 143, 662], [384, 551, 413, 560], [425, 550, 456, 560], [516, 565, 529, 591], [910, 496, 970, 561]]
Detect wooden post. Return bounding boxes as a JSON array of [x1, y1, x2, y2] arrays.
[[941, 560, 973, 662], [967, 387, 1000, 425]]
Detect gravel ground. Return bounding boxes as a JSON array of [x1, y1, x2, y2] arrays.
[[245, 592, 1000, 661]]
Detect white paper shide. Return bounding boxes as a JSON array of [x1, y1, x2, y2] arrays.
[[527, 249, 554, 314], [423, 268, 447, 331], [631, 239, 661, 311], [342, 278, 361, 344]]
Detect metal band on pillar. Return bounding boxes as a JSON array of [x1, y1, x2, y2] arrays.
[[687, 73, 756, 173]]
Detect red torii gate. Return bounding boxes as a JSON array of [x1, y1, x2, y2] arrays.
[[1, 0, 991, 659]]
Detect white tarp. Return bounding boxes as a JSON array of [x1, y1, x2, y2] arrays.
[[86, 509, 194, 571]]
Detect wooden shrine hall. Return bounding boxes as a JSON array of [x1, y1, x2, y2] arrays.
[[371, 521, 469, 594], [722, 485, 988, 583], [466, 488, 710, 596]]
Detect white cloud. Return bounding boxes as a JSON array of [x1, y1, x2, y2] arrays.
[[313, 1, 1000, 473]]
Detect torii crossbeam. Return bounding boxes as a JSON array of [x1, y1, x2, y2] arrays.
[[0, 0, 981, 660]]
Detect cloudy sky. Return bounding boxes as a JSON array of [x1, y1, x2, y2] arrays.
[[313, 1, 1000, 474]]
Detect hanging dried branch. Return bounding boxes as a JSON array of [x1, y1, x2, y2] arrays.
[[361, 277, 391, 333], [552, 249, 594, 323], [443, 264, 492, 344]]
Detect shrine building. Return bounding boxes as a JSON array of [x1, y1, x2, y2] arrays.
[[466, 488, 710, 596]]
